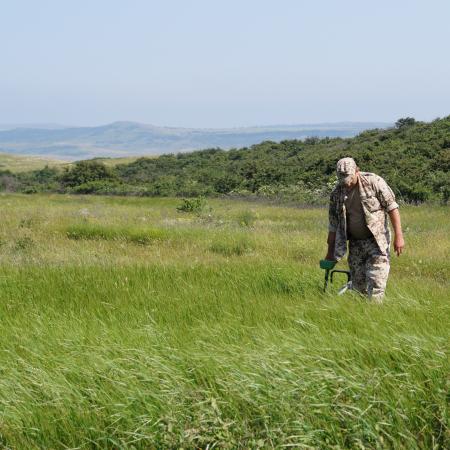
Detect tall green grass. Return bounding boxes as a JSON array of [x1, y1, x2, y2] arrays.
[[66, 223, 169, 245], [0, 194, 448, 448], [209, 234, 255, 256]]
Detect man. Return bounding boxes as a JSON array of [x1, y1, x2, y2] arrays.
[[325, 157, 405, 302]]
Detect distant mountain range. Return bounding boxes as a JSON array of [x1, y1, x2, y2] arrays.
[[0, 123, 67, 131], [0, 121, 391, 160]]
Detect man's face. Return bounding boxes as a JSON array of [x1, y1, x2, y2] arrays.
[[341, 170, 359, 189]]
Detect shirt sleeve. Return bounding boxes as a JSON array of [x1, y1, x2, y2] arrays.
[[375, 176, 399, 212], [328, 191, 338, 232]]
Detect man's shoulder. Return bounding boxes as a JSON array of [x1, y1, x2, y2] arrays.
[[360, 171, 379, 180], [330, 184, 343, 200], [359, 172, 386, 187]]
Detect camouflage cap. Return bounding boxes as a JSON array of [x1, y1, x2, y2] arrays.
[[336, 157, 357, 184]]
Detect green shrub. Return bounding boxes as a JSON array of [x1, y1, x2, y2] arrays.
[[60, 160, 117, 188], [176, 197, 208, 214]]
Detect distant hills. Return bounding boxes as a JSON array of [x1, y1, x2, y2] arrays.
[[0, 123, 66, 131], [0, 121, 391, 160]]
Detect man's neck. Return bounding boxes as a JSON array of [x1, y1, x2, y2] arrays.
[[345, 183, 358, 194]]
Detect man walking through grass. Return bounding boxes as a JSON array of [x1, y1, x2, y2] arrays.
[[325, 157, 405, 302]]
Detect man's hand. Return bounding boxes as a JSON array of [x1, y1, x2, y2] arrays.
[[388, 208, 405, 256], [393, 235, 405, 256]]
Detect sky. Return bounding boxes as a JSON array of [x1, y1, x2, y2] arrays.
[[1, 0, 450, 128]]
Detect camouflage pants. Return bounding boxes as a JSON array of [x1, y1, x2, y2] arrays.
[[348, 237, 390, 302]]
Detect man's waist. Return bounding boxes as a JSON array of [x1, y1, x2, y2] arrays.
[[348, 235, 374, 242], [346, 226, 373, 241]]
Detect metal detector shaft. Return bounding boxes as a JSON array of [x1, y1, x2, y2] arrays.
[[324, 269, 329, 291]]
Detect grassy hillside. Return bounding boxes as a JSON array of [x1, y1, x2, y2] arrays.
[[0, 152, 143, 173], [0, 152, 66, 173], [0, 194, 448, 448]]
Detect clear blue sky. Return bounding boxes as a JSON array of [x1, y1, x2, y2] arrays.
[[1, 0, 449, 127]]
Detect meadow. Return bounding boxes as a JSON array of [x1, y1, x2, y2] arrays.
[[0, 194, 448, 448]]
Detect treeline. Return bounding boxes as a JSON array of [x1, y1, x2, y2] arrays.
[[2, 116, 449, 204]]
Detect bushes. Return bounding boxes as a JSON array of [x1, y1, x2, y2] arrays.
[[61, 160, 117, 187], [69, 180, 120, 194], [176, 197, 208, 214], [395, 117, 416, 129], [396, 181, 432, 204]]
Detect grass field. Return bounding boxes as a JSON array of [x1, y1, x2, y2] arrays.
[[0, 194, 448, 448]]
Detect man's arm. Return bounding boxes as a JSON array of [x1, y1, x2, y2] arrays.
[[374, 175, 404, 256], [326, 190, 338, 260], [325, 231, 336, 260], [388, 208, 404, 256]]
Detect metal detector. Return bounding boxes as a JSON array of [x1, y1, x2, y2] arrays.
[[319, 259, 351, 294]]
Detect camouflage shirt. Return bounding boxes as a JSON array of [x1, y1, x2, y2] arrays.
[[328, 172, 399, 260]]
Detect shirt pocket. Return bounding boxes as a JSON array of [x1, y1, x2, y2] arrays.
[[361, 195, 381, 212]]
